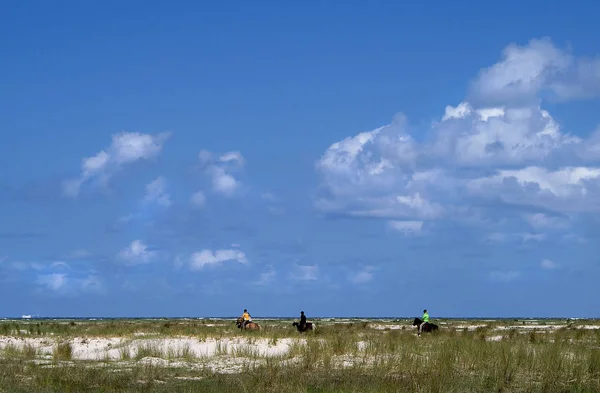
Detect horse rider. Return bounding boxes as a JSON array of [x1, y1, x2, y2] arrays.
[[418, 309, 429, 336], [300, 311, 307, 331], [241, 309, 252, 329]]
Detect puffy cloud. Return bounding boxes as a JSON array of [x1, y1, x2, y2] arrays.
[[541, 259, 560, 270], [315, 38, 600, 235], [36, 273, 67, 291], [255, 266, 276, 285], [143, 177, 171, 207], [197, 150, 245, 197], [190, 191, 206, 208], [469, 37, 600, 105], [387, 220, 424, 236], [467, 167, 600, 213], [190, 249, 248, 270], [523, 213, 570, 230], [35, 272, 104, 294], [64, 132, 170, 197], [117, 240, 157, 265], [290, 264, 318, 281], [350, 265, 375, 284]]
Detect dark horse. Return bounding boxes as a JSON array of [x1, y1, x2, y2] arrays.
[[413, 318, 438, 334], [236, 317, 261, 330], [292, 321, 315, 333]]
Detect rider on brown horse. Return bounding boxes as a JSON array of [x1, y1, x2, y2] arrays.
[[241, 309, 252, 329]]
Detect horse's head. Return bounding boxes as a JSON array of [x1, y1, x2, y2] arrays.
[[292, 321, 299, 327], [236, 317, 243, 327], [413, 318, 422, 326]]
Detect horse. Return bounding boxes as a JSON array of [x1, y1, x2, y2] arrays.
[[292, 321, 315, 333], [413, 317, 438, 334], [236, 317, 261, 330]]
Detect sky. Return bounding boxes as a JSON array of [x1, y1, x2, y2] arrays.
[[1, 1, 600, 318]]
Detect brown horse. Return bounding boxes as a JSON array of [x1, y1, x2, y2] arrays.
[[292, 321, 315, 333], [236, 317, 261, 330]]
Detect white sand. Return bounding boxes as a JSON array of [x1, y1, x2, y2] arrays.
[[0, 336, 305, 362], [369, 324, 404, 330]]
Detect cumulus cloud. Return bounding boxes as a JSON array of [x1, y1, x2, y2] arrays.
[[540, 259, 560, 270], [116, 240, 158, 265], [143, 177, 171, 207], [255, 266, 276, 285], [197, 150, 245, 197], [523, 213, 570, 230], [36, 273, 67, 291], [190, 191, 206, 208], [190, 249, 248, 270], [35, 273, 104, 294], [290, 264, 318, 281], [315, 38, 600, 237], [387, 220, 424, 236], [469, 37, 600, 105], [350, 265, 375, 284], [64, 132, 170, 197]]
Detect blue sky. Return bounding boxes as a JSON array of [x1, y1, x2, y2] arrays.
[[2, 1, 600, 318]]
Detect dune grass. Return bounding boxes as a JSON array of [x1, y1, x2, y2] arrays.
[[0, 318, 599, 391]]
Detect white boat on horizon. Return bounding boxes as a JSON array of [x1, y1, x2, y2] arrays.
[[21, 315, 32, 319]]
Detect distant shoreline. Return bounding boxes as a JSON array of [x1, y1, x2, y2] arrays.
[[2, 316, 596, 320]]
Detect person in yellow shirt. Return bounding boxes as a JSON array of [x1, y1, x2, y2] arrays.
[[241, 309, 252, 329]]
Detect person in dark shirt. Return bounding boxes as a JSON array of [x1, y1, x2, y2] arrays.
[[300, 311, 307, 331]]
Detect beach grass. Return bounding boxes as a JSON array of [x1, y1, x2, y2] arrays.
[[0, 318, 598, 392]]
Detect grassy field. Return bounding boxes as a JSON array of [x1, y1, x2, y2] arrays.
[[0, 318, 599, 392]]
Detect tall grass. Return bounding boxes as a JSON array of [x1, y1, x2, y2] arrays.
[[0, 318, 599, 391], [53, 341, 73, 361]]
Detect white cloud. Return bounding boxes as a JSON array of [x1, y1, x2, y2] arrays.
[[51, 261, 70, 269], [218, 151, 245, 166], [198, 150, 245, 197], [64, 132, 170, 197], [467, 167, 600, 213], [469, 37, 600, 104], [350, 266, 375, 284], [387, 220, 424, 236], [470, 38, 572, 105], [117, 240, 157, 265], [35, 272, 104, 294], [541, 259, 560, 270], [468, 167, 600, 198], [190, 191, 206, 208], [36, 273, 67, 291], [211, 167, 239, 196], [290, 264, 318, 281], [255, 266, 276, 285], [523, 213, 570, 230], [489, 270, 520, 282], [315, 38, 600, 232], [484, 232, 545, 243], [190, 249, 248, 270], [143, 177, 171, 207]]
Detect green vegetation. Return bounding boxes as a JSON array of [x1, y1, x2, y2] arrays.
[[0, 318, 598, 392]]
